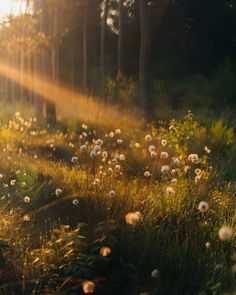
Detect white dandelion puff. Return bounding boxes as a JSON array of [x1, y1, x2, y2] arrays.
[[160, 151, 169, 159], [166, 187, 175, 196], [218, 225, 233, 241], [125, 211, 142, 226], [198, 201, 209, 213]]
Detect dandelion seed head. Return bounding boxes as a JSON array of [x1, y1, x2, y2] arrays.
[[100, 246, 111, 257], [125, 211, 142, 226], [55, 188, 62, 197], [198, 201, 209, 213], [24, 196, 31, 203], [219, 225, 233, 241], [82, 281, 95, 294], [161, 165, 169, 174], [144, 171, 151, 178], [151, 269, 159, 278], [166, 187, 175, 196], [109, 190, 116, 198], [160, 151, 169, 159], [145, 134, 152, 142]]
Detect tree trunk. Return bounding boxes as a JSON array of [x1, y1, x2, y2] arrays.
[[118, 0, 125, 74], [139, 0, 153, 119], [83, 3, 88, 92], [100, 0, 109, 96]]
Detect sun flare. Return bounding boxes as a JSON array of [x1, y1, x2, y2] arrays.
[[0, 0, 27, 21]]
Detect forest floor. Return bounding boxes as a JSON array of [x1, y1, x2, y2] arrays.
[[0, 104, 235, 295]]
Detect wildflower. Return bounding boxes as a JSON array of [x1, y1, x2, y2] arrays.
[[100, 246, 111, 257], [198, 201, 209, 213], [115, 165, 121, 172], [148, 145, 156, 153], [171, 178, 177, 184], [115, 129, 121, 135], [24, 196, 31, 203], [95, 139, 103, 146], [144, 171, 151, 178], [23, 214, 30, 222], [145, 134, 152, 141], [90, 150, 97, 159], [71, 156, 79, 163], [82, 281, 95, 294], [109, 190, 116, 198], [151, 151, 157, 158], [160, 151, 169, 159], [125, 211, 142, 226], [161, 139, 167, 146], [93, 145, 101, 153], [72, 199, 79, 206], [151, 269, 159, 278], [117, 139, 123, 145], [166, 187, 175, 196], [184, 165, 190, 173], [80, 144, 87, 152], [218, 225, 233, 241], [161, 165, 169, 174], [195, 168, 202, 175], [102, 151, 108, 159], [205, 242, 211, 249], [204, 145, 211, 154], [119, 154, 126, 161], [173, 158, 180, 166], [171, 169, 176, 176], [55, 188, 62, 197], [93, 178, 100, 185], [10, 179, 16, 186], [188, 154, 199, 164], [195, 175, 201, 184]]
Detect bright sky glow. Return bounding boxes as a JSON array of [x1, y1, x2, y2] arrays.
[[0, 0, 27, 21]]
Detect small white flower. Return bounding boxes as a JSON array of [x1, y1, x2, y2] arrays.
[[188, 154, 199, 164], [144, 171, 151, 178], [171, 178, 177, 184], [195, 175, 201, 184], [151, 151, 157, 158], [161, 139, 167, 146], [125, 211, 142, 226], [55, 188, 62, 197], [109, 190, 116, 198], [148, 145, 156, 153], [93, 145, 101, 153], [95, 139, 103, 145], [161, 165, 169, 174], [90, 150, 97, 159], [151, 269, 159, 278], [198, 201, 209, 213], [173, 158, 180, 166], [24, 196, 31, 203], [117, 139, 123, 145], [100, 246, 111, 257], [145, 134, 152, 141], [205, 242, 211, 249], [115, 129, 122, 135], [219, 225, 233, 241], [10, 179, 16, 186], [195, 168, 202, 175], [102, 151, 108, 159], [119, 154, 126, 161], [204, 145, 211, 154], [160, 151, 169, 159], [72, 199, 79, 206], [80, 144, 87, 152], [71, 156, 79, 163], [82, 281, 95, 294], [115, 165, 121, 172], [166, 187, 175, 196]]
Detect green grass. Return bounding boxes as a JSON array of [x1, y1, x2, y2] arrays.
[[0, 108, 234, 294]]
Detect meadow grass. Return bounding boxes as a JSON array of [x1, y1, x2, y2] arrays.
[[0, 108, 234, 294]]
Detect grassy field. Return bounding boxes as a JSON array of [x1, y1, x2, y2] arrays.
[[0, 104, 235, 295]]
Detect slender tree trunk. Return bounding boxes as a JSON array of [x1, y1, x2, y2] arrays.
[[118, 0, 125, 74], [139, 0, 153, 119], [83, 3, 88, 92], [100, 0, 109, 96]]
